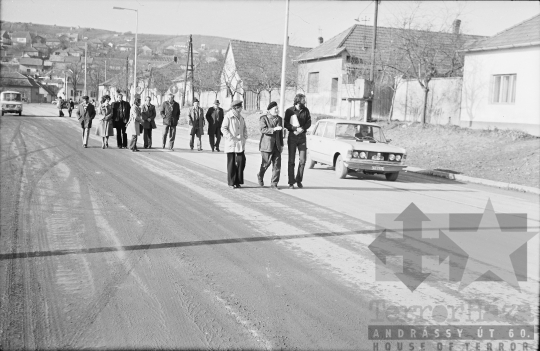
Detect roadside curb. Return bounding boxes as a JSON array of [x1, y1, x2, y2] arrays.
[[405, 166, 540, 195]]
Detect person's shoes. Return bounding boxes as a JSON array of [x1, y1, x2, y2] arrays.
[[270, 184, 280, 190], [257, 173, 264, 187], [106, 142, 109, 148], [198, 148, 203, 151], [288, 184, 294, 189], [162, 144, 165, 149], [135, 149, 140, 152], [148, 146, 152, 149], [190, 147, 194, 150], [234, 184, 242, 188], [229, 185, 235, 189], [216, 148, 220, 152], [297, 182, 303, 189], [102, 144, 105, 149], [212, 149, 215, 152], [144, 146, 148, 149]]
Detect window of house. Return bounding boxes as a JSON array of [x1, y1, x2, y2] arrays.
[[308, 72, 319, 93], [77, 90, 82, 96], [90, 91, 96, 98], [491, 74, 517, 104]]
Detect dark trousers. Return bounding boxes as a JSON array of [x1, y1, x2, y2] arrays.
[[143, 128, 153, 148], [259, 144, 281, 185], [129, 135, 138, 151], [190, 131, 202, 150], [115, 121, 128, 148], [162, 125, 176, 149], [226, 151, 246, 186], [208, 126, 222, 151], [59, 109, 64, 117], [68, 108, 73, 117], [288, 137, 307, 185]]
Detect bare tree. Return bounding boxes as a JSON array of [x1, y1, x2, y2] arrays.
[[66, 62, 84, 100], [152, 69, 174, 101], [222, 63, 242, 103]]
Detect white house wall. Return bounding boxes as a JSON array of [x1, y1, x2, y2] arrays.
[[460, 46, 540, 136]]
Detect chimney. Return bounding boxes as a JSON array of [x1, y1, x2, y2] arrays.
[[453, 19, 461, 34], [318, 36, 324, 44]]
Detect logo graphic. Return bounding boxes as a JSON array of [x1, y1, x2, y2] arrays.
[[369, 200, 537, 292]]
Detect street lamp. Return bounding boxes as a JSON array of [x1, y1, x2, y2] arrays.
[[113, 6, 138, 99]]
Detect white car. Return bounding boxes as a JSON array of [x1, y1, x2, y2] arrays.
[[1, 91, 23, 116], [307, 119, 407, 181]]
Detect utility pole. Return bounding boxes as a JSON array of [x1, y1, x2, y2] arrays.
[[182, 35, 194, 107], [125, 56, 129, 101], [365, 0, 379, 122], [84, 41, 87, 96], [278, 0, 290, 120], [104, 59, 107, 81]]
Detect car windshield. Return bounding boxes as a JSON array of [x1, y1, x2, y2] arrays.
[[2, 93, 22, 102], [335, 123, 387, 143]]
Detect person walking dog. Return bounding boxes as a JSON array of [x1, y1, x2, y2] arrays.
[[126, 95, 143, 152], [221, 100, 248, 188], [257, 101, 284, 189], [189, 98, 205, 151], [76, 95, 96, 148], [205, 100, 224, 152], [96, 95, 114, 149], [141, 96, 157, 148], [284, 93, 312, 189], [160, 93, 181, 151]]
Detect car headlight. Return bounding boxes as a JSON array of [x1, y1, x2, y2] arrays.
[[353, 151, 359, 158], [389, 154, 395, 161], [359, 152, 367, 159], [396, 155, 402, 161]]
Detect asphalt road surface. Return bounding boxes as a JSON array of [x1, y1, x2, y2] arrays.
[[1, 104, 538, 350]]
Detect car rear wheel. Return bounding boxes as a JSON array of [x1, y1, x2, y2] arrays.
[[307, 151, 316, 169], [335, 155, 348, 179], [385, 172, 399, 181], [19, 112, 22, 116]]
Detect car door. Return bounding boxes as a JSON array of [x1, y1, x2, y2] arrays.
[[320, 121, 336, 165], [309, 121, 326, 162]]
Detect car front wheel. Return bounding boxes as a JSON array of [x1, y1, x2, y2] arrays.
[[307, 151, 316, 169], [335, 155, 348, 179], [385, 172, 399, 181]]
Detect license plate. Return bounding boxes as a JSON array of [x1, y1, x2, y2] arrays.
[[371, 166, 384, 171]]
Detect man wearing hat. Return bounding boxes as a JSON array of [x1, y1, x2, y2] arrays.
[[188, 98, 205, 151], [221, 99, 248, 188], [76, 95, 96, 148], [205, 100, 224, 152], [257, 101, 284, 189]]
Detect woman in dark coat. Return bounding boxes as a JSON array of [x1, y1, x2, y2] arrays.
[[96, 95, 114, 148], [76, 96, 96, 148]]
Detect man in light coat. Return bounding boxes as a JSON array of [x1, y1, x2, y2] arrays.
[[221, 99, 248, 188], [189, 98, 205, 151], [141, 96, 157, 148], [76, 95, 96, 148], [257, 101, 284, 189], [205, 99, 224, 152], [160, 93, 181, 151], [126, 95, 143, 152]]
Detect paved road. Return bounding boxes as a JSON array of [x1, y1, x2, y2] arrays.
[[1, 104, 538, 350]]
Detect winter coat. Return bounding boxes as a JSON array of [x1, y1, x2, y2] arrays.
[[112, 100, 131, 125], [189, 106, 205, 136], [96, 104, 114, 136], [57, 98, 64, 110], [76, 102, 96, 128], [284, 105, 312, 143], [160, 100, 180, 126], [141, 103, 157, 129], [259, 113, 284, 153], [221, 109, 248, 153], [126, 104, 143, 136], [206, 107, 224, 133]]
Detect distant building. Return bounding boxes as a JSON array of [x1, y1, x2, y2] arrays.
[[0, 72, 41, 102], [22, 46, 40, 58], [19, 57, 44, 74], [45, 37, 61, 47], [11, 31, 32, 46], [140, 45, 153, 56], [0, 30, 12, 46]]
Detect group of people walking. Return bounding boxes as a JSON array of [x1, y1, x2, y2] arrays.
[[70, 92, 312, 190]]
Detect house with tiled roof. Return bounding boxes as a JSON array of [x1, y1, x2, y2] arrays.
[[295, 23, 484, 117], [45, 37, 61, 47], [22, 46, 40, 58], [19, 57, 44, 74], [220, 39, 310, 110], [11, 31, 32, 46], [0, 72, 41, 102], [0, 30, 12, 46], [32, 43, 50, 57], [459, 14, 540, 136]]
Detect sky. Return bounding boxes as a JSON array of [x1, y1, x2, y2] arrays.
[[1, 0, 539, 48]]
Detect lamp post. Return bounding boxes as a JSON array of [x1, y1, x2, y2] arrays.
[[113, 6, 138, 99]]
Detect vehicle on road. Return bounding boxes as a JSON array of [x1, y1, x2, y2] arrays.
[[307, 119, 407, 181], [1, 91, 23, 116]]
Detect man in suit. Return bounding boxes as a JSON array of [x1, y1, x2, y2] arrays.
[[112, 93, 131, 149], [57, 96, 64, 117], [68, 98, 75, 117], [257, 101, 284, 189], [76, 95, 96, 148], [205, 99, 224, 152], [141, 96, 157, 148], [160, 93, 181, 151], [189, 98, 205, 151]]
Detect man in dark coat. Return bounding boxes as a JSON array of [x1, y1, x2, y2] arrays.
[[76, 95, 96, 148], [68, 98, 75, 117], [205, 99, 224, 152], [57, 97, 64, 117], [112, 93, 130, 149], [141, 96, 157, 148], [284, 93, 311, 189], [257, 101, 284, 189], [160, 93, 181, 151], [189, 98, 205, 151]]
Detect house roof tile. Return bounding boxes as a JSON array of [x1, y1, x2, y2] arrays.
[[464, 14, 540, 51], [19, 57, 43, 66], [11, 31, 31, 39], [0, 72, 40, 88]]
